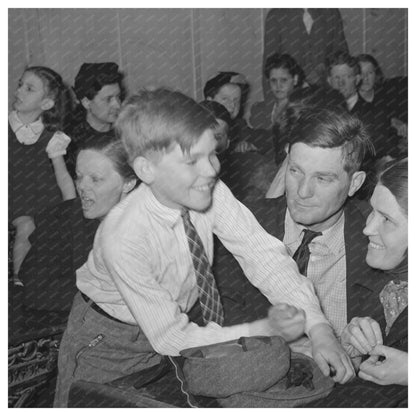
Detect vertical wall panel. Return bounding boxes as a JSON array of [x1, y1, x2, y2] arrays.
[[118, 9, 194, 97], [9, 10, 28, 105], [339, 8, 365, 56], [198, 9, 263, 110], [364, 8, 407, 78]]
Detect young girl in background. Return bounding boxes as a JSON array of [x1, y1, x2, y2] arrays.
[[9, 66, 76, 281]]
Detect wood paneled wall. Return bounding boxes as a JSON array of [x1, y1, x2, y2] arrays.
[[8, 8, 407, 113]]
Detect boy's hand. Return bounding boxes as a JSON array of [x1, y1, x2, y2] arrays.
[[46, 131, 71, 159], [267, 303, 305, 342], [359, 345, 408, 386], [341, 317, 383, 358], [309, 323, 355, 384]]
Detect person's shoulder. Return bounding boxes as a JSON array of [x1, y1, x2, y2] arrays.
[[101, 185, 158, 249]]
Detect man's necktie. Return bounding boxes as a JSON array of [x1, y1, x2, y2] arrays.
[[303, 9, 314, 35], [292, 229, 322, 276], [181, 210, 224, 326]]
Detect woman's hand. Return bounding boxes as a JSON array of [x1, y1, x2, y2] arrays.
[[267, 303, 305, 342], [341, 317, 383, 358], [359, 345, 408, 386]]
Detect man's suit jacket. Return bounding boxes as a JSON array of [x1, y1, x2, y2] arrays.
[[213, 195, 388, 328]]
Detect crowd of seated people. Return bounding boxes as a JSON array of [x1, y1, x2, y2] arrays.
[[9, 41, 407, 408]]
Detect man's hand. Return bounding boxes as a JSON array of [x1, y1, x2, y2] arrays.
[[359, 345, 408, 386], [267, 303, 305, 342], [309, 323, 355, 384], [341, 316, 383, 358]]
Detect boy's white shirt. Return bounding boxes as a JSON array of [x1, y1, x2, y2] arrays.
[[77, 180, 328, 356]]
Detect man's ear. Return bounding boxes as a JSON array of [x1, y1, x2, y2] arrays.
[[354, 74, 362, 87], [81, 97, 91, 111], [41, 97, 55, 111], [133, 156, 156, 184], [348, 170, 366, 196], [122, 178, 137, 194]]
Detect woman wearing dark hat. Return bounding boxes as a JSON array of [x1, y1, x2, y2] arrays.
[[65, 62, 124, 176], [203, 71, 258, 153]]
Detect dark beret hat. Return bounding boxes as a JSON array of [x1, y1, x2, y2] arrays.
[[74, 62, 122, 99], [203, 71, 247, 99], [199, 100, 232, 126]]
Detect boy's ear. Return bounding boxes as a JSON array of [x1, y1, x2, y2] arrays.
[[133, 156, 156, 184], [41, 97, 55, 111], [348, 170, 366, 197], [122, 178, 137, 194], [354, 74, 362, 87]]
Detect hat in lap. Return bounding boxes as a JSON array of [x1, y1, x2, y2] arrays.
[[74, 62, 122, 99], [218, 352, 334, 407], [181, 336, 290, 398], [180, 336, 334, 407]]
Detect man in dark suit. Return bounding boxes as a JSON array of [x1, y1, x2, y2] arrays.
[[214, 107, 388, 337]]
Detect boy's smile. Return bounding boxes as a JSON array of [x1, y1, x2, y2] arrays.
[[149, 129, 220, 212]]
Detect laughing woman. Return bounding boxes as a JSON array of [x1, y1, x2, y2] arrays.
[[19, 136, 137, 312], [341, 158, 408, 385]]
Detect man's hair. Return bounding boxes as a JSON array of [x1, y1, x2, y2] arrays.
[[115, 88, 217, 164], [326, 50, 360, 76], [288, 107, 374, 174]]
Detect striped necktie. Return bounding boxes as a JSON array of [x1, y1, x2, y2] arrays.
[[181, 210, 224, 326], [292, 229, 322, 276]]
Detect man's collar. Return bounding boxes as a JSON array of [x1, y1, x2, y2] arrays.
[[285, 209, 345, 254]]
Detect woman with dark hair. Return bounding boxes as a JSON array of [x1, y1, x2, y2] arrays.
[[251, 53, 305, 130], [342, 158, 408, 385], [65, 62, 124, 177], [250, 53, 306, 165], [357, 54, 384, 104], [19, 135, 138, 313]]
